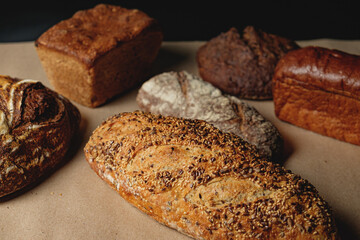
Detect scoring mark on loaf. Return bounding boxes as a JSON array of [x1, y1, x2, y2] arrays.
[[7, 79, 39, 126], [185, 177, 271, 208], [126, 144, 218, 193], [0, 110, 9, 135], [126, 143, 272, 206]]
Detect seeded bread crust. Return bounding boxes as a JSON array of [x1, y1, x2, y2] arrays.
[[84, 111, 338, 240], [0, 75, 80, 197], [136, 71, 283, 162], [35, 4, 163, 107]]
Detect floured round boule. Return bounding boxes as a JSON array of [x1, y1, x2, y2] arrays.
[[137, 71, 283, 162]]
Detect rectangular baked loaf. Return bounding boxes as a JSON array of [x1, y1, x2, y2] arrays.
[[84, 111, 337, 239], [35, 4, 163, 107], [273, 46, 360, 145]]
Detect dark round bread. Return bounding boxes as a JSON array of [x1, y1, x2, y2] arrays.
[[196, 26, 299, 100]]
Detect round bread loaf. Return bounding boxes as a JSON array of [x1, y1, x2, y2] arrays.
[[0, 75, 80, 197], [197, 26, 299, 99]]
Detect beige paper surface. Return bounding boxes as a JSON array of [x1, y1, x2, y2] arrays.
[[0, 40, 359, 239]]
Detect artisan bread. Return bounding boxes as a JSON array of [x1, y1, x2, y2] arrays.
[[136, 71, 283, 162], [35, 4, 163, 107], [84, 111, 338, 240], [273, 46, 360, 145], [196, 26, 299, 100], [0, 75, 80, 197]]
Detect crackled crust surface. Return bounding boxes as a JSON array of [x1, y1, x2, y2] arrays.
[[35, 4, 163, 108], [137, 71, 283, 162], [35, 4, 161, 66], [197, 26, 299, 99], [0, 75, 80, 197], [84, 111, 337, 240]]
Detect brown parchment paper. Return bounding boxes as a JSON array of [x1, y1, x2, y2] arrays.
[[0, 40, 359, 240]]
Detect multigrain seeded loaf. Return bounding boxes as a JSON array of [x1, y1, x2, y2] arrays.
[[0, 75, 80, 197], [197, 26, 299, 99], [136, 71, 283, 162], [35, 4, 163, 107], [273, 46, 360, 146], [84, 111, 338, 240]]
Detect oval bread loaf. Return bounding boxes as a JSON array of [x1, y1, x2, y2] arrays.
[[0, 75, 80, 197], [136, 71, 283, 162], [84, 111, 337, 240]]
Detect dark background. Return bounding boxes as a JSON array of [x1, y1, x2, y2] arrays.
[[0, 0, 359, 42]]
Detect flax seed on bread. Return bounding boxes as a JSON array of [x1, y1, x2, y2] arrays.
[[84, 111, 338, 240]]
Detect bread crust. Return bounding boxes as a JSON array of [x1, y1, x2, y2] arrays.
[[0, 75, 80, 197], [136, 71, 283, 162], [273, 46, 360, 145], [84, 111, 338, 240], [274, 46, 360, 98], [197, 26, 299, 100], [35, 4, 163, 107], [35, 4, 161, 67]]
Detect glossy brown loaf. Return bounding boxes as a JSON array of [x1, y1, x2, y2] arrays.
[[84, 111, 338, 240], [0, 75, 80, 197], [273, 46, 360, 145], [136, 71, 283, 162], [35, 4, 163, 107]]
